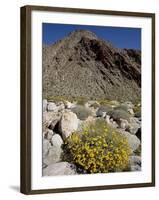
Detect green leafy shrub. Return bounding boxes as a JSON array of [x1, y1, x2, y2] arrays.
[[62, 120, 131, 173], [71, 105, 92, 120], [107, 109, 130, 121], [96, 105, 113, 117]]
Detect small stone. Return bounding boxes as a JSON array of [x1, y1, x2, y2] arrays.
[[119, 119, 129, 129], [65, 101, 73, 109], [44, 129, 54, 140], [51, 134, 63, 147], [47, 102, 57, 112]]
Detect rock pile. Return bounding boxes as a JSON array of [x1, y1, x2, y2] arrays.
[[42, 98, 141, 176]]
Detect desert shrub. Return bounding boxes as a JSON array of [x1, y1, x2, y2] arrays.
[[47, 96, 74, 103], [90, 102, 100, 109], [114, 105, 128, 112], [76, 97, 88, 106], [98, 99, 113, 106], [107, 109, 130, 121], [62, 120, 131, 173], [96, 105, 113, 117], [71, 105, 92, 120]]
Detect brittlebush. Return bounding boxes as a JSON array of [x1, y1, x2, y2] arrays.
[[63, 120, 131, 173]]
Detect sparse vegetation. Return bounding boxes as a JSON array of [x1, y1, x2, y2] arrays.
[[71, 105, 92, 120], [108, 109, 130, 121], [96, 105, 113, 117]]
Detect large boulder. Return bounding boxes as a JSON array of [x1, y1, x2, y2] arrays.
[[51, 134, 63, 147], [59, 111, 78, 139], [43, 162, 77, 176], [43, 145, 63, 166], [119, 130, 140, 153]]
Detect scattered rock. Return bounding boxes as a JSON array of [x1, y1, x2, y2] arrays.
[[44, 129, 54, 140], [42, 139, 51, 158], [129, 156, 141, 171], [47, 102, 57, 112], [96, 106, 112, 117], [43, 112, 61, 129], [43, 162, 77, 176], [119, 130, 140, 153], [127, 122, 140, 135], [59, 111, 78, 139], [105, 115, 110, 124], [57, 103, 65, 111], [128, 108, 134, 115], [119, 119, 129, 129], [51, 134, 63, 147], [65, 101, 74, 109], [43, 145, 63, 166]]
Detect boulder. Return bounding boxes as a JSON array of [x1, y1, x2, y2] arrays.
[[43, 112, 61, 129], [47, 102, 57, 112], [119, 119, 129, 130], [43, 99, 48, 112], [127, 123, 140, 135], [119, 130, 140, 153], [42, 139, 51, 158], [44, 129, 54, 140], [127, 117, 141, 135], [57, 103, 65, 111], [43, 145, 63, 166], [51, 134, 63, 147], [129, 156, 141, 171], [43, 162, 77, 176], [65, 101, 73, 109], [59, 111, 78, 139]]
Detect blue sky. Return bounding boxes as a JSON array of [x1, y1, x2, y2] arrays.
[[42, 23, 141, 50]]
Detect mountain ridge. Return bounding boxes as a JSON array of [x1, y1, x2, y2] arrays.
[[42, 30, 141, 102]]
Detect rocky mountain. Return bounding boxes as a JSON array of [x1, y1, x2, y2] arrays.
[[42, 30, 141, 102]]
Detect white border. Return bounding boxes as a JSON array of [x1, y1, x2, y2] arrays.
[[31, 10, 152, 190]]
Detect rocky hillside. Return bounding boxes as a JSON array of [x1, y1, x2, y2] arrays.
[[43, 30, 141, 102]]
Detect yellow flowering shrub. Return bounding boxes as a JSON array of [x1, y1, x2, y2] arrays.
[[62, 120, 131, 173]]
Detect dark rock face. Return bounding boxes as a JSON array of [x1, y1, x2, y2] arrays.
[[43, 30, 141, 102]]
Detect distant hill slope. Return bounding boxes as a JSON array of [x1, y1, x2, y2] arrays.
[[42, 30, 141, 102]]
